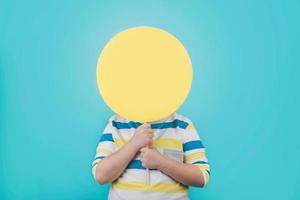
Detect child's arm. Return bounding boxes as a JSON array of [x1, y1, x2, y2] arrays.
[[140, 147, 206, 187], [140, 120, 210, 187], [94, 123, 153, 184], [158, 155, 206, 187]]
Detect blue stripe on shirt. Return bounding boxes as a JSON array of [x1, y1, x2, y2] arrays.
[[92, 156, 105, 167], [183, 140, 204, 151], [112, 121, 142, 129], [94, 156, 105, 160], [126, 160, 156, 170], [192, 161, 208, 165], [192, 161, 210, 174], [112, 119, 189, 130], [151, 119, 189, 129], [99, 133, 114, 142]]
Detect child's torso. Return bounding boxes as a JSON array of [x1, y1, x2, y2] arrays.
[[108, 113, 190, 200]]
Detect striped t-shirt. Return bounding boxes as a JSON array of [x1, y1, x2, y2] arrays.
[[92, 113, 210, 200]]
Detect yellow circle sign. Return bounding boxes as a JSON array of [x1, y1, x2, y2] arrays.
[[97, 26, 192, 122]]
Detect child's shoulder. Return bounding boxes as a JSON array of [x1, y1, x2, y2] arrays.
[[174, 113, 197, 131], [174, 112, 193, 124], [107, 114, 129, 123]]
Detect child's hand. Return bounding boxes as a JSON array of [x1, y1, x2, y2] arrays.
[[129, 123, 153, 150], [140, 147, 164, 169]]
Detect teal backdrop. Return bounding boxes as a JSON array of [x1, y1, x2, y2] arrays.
[[1, 0, 299, 199]]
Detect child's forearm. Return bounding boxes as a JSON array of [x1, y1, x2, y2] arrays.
[[95, 123, 153, 184], [157, 156, 205, 187], [95, 141, 138, 184]]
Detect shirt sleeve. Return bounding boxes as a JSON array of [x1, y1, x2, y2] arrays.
[[92, 117, 117, 180], [182, 120, 210, 186]]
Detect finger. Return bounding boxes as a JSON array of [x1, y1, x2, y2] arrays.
[[147, 139, 153, 145], [140, 147, 147, 152], [137, 123, 147, 130], [142, 123, 150, 128], [144, 131, 152, 137], [144, 137, 151, 142], [141, 126, 152, 133], [148, 132, 154, 138], [139, 127, 151, 133], [144, 129, 153, 134], [146, 134, 153, 141], [142, 146, 148, 152]]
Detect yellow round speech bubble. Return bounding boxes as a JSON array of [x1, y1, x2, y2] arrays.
[[96, 26, 192, 122]]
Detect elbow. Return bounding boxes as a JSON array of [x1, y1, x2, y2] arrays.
[[193, 170, 210, 188], [193, 178, 206, 188], [97, 177, 109, 185], [96, 171, 110, 185], [94, 166, 111, 185], [96, 175, 110, 185]]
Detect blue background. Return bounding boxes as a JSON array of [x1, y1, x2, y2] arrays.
[[1, 0, 299, 199]]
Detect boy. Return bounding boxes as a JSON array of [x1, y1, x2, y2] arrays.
[[92, 112, 210, 200]]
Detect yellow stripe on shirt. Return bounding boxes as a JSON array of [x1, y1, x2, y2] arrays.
[[185, 151, 206, 162], [186, 123, 195, 130], [112, 180, 188, 193], [96, 148, 113, 155], [115, 138, 127, 148], [194, 163, 210, 170], [152, 138, 182, 150]]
